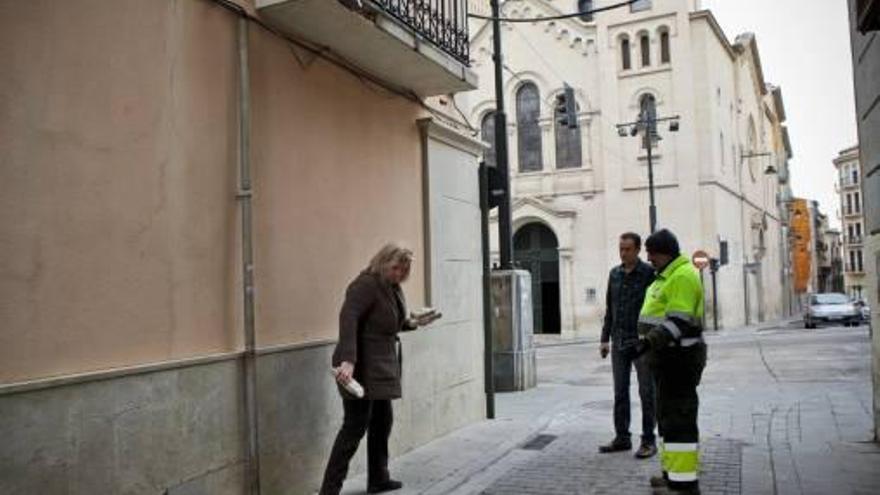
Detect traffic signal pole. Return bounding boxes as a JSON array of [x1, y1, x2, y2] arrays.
[[491, 0, 514, 268]]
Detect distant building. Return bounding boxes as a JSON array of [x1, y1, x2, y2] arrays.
[[790, 198, 813, 297], [833, 145, 867, 299], [812, 203, 844, 294]]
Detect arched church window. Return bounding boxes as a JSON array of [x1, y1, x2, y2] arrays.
[[621, 36, 632, 70], [660, 29, 671, 63], [578, 0, 594, 22], [639, 93, 657, 149], [631, 0, 652, 12], [516, 83, 543, 172], [481, 111, 496, 168], [640, 33, 651, 67]]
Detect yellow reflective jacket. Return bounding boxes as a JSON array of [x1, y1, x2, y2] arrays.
[[638, 254, 704, 344]]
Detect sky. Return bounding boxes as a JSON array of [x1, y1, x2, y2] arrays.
[[700, 0, 859, 227]]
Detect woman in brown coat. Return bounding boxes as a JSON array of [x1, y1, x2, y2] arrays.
[[319, 244, 438, 495]]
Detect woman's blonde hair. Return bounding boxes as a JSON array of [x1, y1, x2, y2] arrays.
[[367, 243, 414, 277]]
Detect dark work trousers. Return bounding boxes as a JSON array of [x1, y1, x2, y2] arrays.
[[319, 399, 393, 495], [612, 346, 657, 443], [651, 342, 707, 491]]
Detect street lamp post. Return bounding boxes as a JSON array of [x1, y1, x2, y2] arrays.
[[645, 125, 658, 233], [617, 114, 680, 233]]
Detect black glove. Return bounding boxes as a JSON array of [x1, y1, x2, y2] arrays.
[[651, 327, 674, 348], [633, 340, 651, 358]]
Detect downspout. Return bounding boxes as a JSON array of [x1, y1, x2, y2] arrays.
[[236, 17, 262, 495], [739, 157, 750, 326]]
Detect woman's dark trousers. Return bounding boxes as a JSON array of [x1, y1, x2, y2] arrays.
[[319, 399, 393, 495]]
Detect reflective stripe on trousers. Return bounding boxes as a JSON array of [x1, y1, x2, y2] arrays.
[[661, 441, 699, 482]]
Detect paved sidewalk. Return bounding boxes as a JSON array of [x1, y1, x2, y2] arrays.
[[340, 323, 880, 494]]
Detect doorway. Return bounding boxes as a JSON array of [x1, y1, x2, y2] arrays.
[[514, 222, 561, 334]]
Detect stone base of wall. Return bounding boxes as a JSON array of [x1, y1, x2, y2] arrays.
[[1, 337, 486, 495]]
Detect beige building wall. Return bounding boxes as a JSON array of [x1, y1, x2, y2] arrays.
[[0, 0, 427, 382], [248, 26, 426, 348]]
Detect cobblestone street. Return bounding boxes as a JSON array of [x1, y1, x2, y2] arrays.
[[342, 322, 880, 494]]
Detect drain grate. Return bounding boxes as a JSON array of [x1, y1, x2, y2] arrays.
[[519, 434, 558, 451]]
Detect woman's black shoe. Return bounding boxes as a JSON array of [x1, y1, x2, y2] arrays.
[[367, 479, 403, 493]]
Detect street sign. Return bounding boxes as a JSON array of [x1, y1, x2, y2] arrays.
[[692, 250, 711, 270]]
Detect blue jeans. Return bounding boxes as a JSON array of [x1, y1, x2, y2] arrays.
[[612, 346, 656, 443]]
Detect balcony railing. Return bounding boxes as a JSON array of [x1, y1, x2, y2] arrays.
[[846, 265, 866, 274], [377, 0, 470, 65], [837, 176, 860, 190], [256, 0, 476, 96]]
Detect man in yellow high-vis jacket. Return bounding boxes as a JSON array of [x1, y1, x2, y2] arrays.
[[637, 229, 707, 495]]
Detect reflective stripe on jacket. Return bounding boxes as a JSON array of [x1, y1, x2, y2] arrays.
[[638, 254, 704, 342]]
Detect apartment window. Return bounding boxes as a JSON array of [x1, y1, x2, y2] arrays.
[[858, 250, 864, 272], [848, 224, 855, 240], [621, 37, 632, 70], [555, 97, 582, 169], [855, 191, 861, 213], [850, 250, 857, 271], [516, 83, 543, 172], [481, 112, 496, 168], [578, 0, 594, 22], [631, 0, 652, 12], [640, 33, 651, 67], [660, 29, 671, 63], [852, 168, 859, 184], [847, 194, 853, 215], [857, 223, 863, 238]]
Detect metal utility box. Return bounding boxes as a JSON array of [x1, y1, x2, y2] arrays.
[[490, 269, 537, 391]]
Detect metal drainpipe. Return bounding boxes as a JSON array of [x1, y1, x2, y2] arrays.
[[236, 16, 262, 495], [738, 158, 750, 326]]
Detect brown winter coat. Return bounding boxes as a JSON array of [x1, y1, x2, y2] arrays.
[[332, 271, 417, 400]]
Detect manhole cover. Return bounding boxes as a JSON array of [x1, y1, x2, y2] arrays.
[[520, 434, 557, 451]]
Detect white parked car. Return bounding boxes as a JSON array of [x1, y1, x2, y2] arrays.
[[804, 293, 862, 328]]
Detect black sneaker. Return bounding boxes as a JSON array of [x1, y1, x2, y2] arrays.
[[367, 479, 403, 493], [635, 442, 658, 459], [649, 474, 668, 487], [598, 437, 632, 453]]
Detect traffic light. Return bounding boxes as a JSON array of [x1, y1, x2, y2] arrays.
[[485, 163, 506, 209], [719, 239, 729, 266], [555, 84, 578, 129]]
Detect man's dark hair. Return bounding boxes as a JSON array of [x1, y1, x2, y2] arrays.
[[645, 229, 680, 256], [619, 232, 642, 250]]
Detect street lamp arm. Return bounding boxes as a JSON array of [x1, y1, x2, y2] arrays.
[[615, 115, 681, 129]]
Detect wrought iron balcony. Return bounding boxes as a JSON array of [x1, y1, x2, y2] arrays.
[[377, 0, 470, 64], [256, 0, 476, 97]]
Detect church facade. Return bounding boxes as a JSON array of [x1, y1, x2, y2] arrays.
[[463, 0, 795, 337]]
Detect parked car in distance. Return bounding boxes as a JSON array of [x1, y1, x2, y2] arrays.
[[804, 293, 862, 328]]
